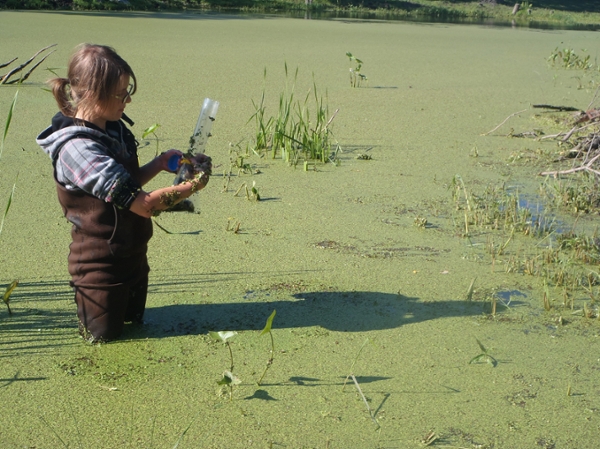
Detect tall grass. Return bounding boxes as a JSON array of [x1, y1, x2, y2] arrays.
[[1, 88, 19, 235], [540, 173, 600, 214], [1, 89, 18, 160], [1, 87, 20, 313], [450, 175, 554, 238], [249, 66, 339, 167], [453, 176, 600, 316]]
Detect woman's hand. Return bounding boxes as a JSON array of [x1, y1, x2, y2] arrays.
[[190, 153, 212, 176], [159, 149, 184, 173]]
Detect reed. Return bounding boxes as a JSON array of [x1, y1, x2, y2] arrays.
[[249, 66, 339, 167], [450, 176, 554, 238], [1, 88, 20, 311]]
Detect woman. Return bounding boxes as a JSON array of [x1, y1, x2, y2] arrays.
[[36, 44, 211, 342]]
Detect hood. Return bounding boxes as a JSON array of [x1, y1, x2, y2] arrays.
[[36, 112, 110, 162]]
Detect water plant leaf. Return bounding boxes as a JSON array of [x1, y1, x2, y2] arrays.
[[210, 330, 237, 342], [45, 67, 64, 78], [3, 279, 18, 315], [465, 278, 476, 301], [171, 413, 199, 449], [469, 354, 486, 364], [1, 89, 19, 159], [260, 309, 276, 336], [469, 354, 498, 367], [469, 338, 497, 367], [142, 123, 160, 139], [3, 280, 18, 303], [39, 415, 69, 448], [151, 218, 173, 234], [0, 175, 17, 235], [218, 370, 241, 386], [475, 338, 487, 354]]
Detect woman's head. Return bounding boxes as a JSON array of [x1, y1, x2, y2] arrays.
[[49, 44, 137, 121]]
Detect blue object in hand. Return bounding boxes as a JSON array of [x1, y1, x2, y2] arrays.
[[167, 154, 182, 172]]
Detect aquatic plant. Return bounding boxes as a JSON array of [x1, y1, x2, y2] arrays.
[[557, 231, 600, 265], [257, 309, 276, 386], [465, 278, 476, 302], [413, 215, 427, 228], [547, 47, 596, 70], [346, 52, 367, 88], [1, 88, 20, 312], [226, 217, 241, 234], [450, 175, 552, 237], [0, 173, 17, 236], [341, 338, 379, 428], [2, 279, 18, 315], [342, 338, 370, 391], [249, 65, 339, 167], [248, 181, 261, 201], [210, 330, 240, 400], [540, 174, 600, 214], [1, 89, 18, 160], [468, 338, 497, 367], [349, 374, 379, 428], [142, 123, 161, 157]]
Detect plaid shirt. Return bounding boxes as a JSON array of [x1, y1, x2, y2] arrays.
[[38, 117, 141, 210]]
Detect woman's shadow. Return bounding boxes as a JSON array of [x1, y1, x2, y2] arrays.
[[139, 290, 498, 338]]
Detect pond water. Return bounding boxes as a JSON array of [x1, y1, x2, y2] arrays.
[[1, 10, 600, 448]]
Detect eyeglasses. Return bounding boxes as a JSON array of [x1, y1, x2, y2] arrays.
[[113, 83, 134, 104]]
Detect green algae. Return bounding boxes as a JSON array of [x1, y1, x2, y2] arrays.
[[1, 10, 600, 449]]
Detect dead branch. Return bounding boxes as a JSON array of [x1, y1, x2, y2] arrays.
[[0, 57, 17, 70], [482, 109, 527, 136], [0, 44, 57, 84], [540, 152, 600, 177], [561, 126, 580, 142], [4, 50, 55, 84]]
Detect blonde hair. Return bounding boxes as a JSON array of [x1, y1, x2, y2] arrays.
[[48, 44, 137, 118]]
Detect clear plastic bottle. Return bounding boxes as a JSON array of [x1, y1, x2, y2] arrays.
[[173, 98, 219, 185]]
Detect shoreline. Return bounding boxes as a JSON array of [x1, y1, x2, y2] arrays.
[[1, 1, 600, 29]]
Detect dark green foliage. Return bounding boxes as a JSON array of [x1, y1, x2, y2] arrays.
[[1, 0, 598, 16]]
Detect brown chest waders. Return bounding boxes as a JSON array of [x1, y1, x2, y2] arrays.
[[54, 127, 153, 342]]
